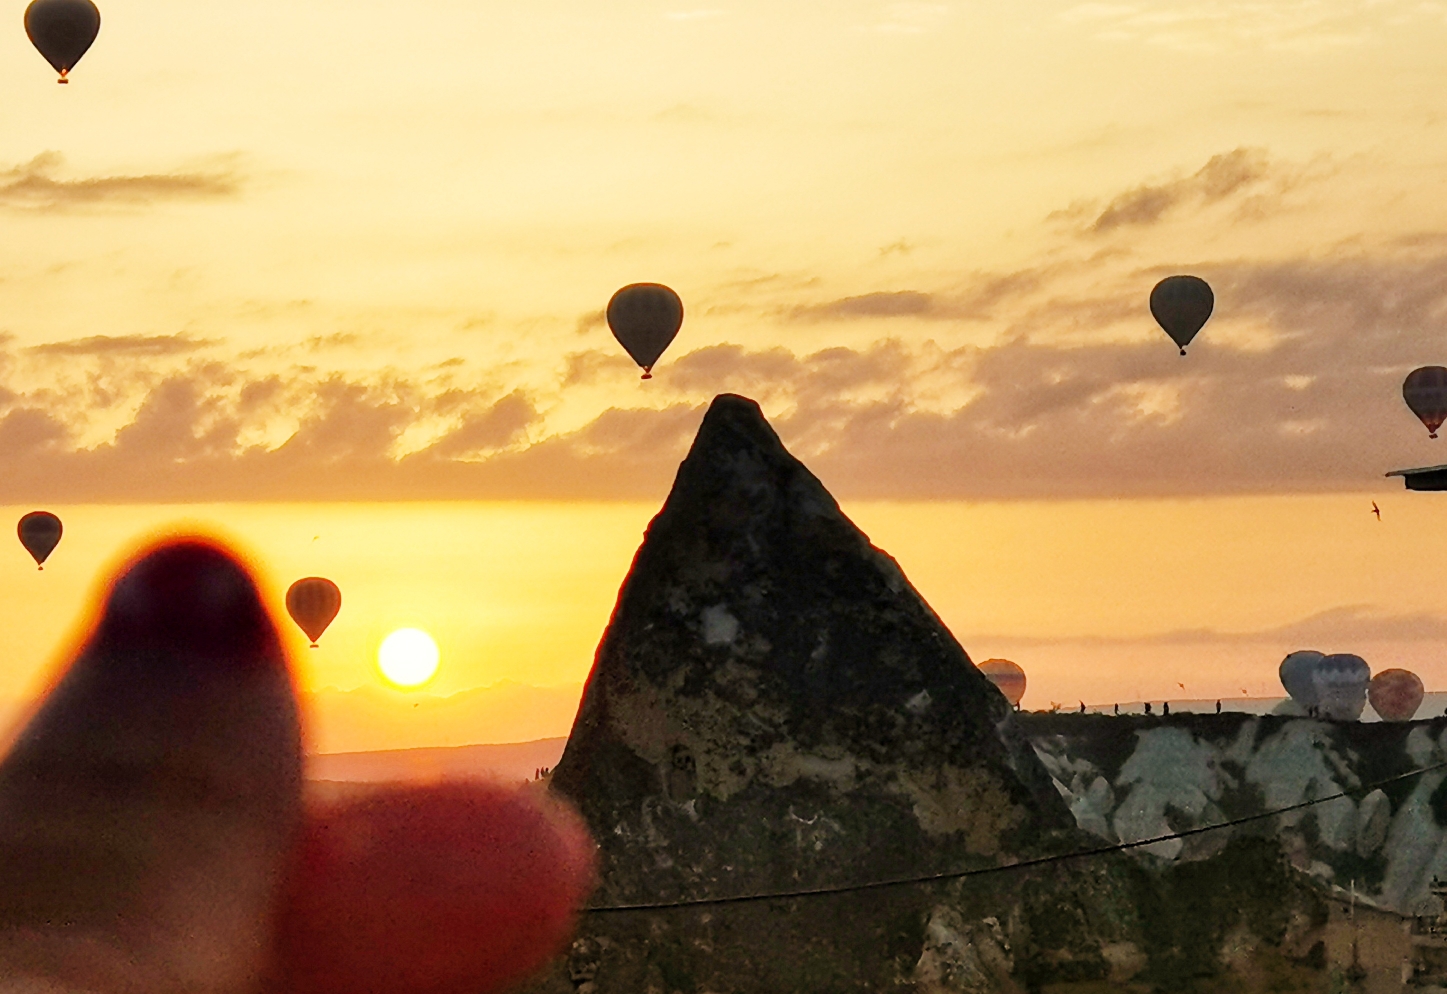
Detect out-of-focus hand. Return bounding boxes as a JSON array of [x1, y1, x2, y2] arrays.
[[0, 538, 595, 994]]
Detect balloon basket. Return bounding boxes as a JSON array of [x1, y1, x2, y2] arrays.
[[36, 566, 42, 571], [640, 372, 652, 380], [1433, 433, 1439, 439], [1179, 348, 1187, 356], [56, 74, 67, 84], [309, 642, 318, 649]]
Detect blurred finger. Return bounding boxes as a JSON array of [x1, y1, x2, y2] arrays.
[[0, 539, 303, 994], [279, 781, 596, 994]]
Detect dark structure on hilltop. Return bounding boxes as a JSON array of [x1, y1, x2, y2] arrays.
[[525, 394, 1331, 994], [1387, 463, 1447, 490]]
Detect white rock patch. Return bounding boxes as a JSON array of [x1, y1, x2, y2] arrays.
[[701, 604, 740, 645]]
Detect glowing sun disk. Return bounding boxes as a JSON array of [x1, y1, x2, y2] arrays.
[[378, 628, 440, 688]]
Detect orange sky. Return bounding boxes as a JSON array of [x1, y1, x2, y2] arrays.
[[3, 0, 1447, 747], [1, 489, 1442, 751]]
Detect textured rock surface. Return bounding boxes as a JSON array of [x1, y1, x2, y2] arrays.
[[525, 394, 1333, 993], [1026, 711, 1447, 915], [552, 394, 1071, 907]]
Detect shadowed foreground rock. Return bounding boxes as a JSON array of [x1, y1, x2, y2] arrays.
[[526, 394, 1331, 994]]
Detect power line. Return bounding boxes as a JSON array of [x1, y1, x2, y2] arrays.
[[585, 757, 1447, 914]]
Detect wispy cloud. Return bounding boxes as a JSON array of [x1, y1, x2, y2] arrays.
[[1037, 146, 1335, 239], [0, 147, 1435, 503], [977, 606, 1447, 646], [1056, 0, 1428, 51], [575, 309, 606, 335], [1089, 148, 1270, 231], [793, 290, 936, 320], [27, 334, 218, 357], [788, 268, 1054, 323], [867, 2, 951, 33], [0, 153, 239, 211]]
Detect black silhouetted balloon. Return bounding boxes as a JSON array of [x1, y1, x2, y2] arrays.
[[1403, 366, 1447, 438], [1150, 275, 1214, 355], [286, 577, 341, 648], [17, 511, 62, 570], [606, 283, 683, 379], [25, 0, 99, 83]]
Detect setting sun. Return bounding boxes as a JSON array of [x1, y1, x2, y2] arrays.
[[377, 628, 440, 689]]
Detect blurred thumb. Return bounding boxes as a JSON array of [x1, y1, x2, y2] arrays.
[[0, 538, 302, 994]]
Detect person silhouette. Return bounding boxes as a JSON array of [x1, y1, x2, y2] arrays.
[[1215, 700, 1221, 714], [0, 537, 594, 994], [1162, 702, 1170, 716], [1113, 703, 1119, 716], [1144, 702, 1152, 715]]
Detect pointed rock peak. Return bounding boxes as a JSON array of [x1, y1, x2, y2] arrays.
[[692, 392, 781, 452], [680, 393, 808, 487], [554, 393, 1070, 910], [645, 393, 863, 580], [667, 392, 839, 513]]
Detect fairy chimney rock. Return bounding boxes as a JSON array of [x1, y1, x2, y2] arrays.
[[552, 394, 1069, 907]]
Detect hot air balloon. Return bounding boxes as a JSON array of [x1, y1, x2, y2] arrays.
[[606, 283, 683, 379], [1313, 653, 1370, 721], [977, 658, 1026, 708], [1403, 366, 1447, 439], [1150, 275, 1214, 356], [24, 0, 99, 83], [286, 577, 341, 648], [1368, 668, 1424, 722], [1279, 650, 1322, 709], [17, 511, 61, 570]]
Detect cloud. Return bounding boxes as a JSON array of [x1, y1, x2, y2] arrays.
[[0, 408, 67, 455], [787, 268, 1057, 324], [575, 309, 606, 335], [0, 153, 239, 211], [562, 349, 636, 386], [868, 2, 951, 33], [27, 334, 218, 358], [1055, 0, 1430, 52], [797, 290, 935, 319], [2, 165, 1447, 504], [1088, 148, 1271, 232], [977, 606, 1447, 647], [420, 392, 537, 458]]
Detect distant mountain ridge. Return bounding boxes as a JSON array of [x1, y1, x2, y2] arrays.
[[307, 737, 568, 784], [302, 680, 582, 754]]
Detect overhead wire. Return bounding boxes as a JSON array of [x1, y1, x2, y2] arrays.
[[585, 755, 1447, 914]]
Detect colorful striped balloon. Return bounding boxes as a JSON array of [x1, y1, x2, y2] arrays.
[[1313, 653, 1370, 721]]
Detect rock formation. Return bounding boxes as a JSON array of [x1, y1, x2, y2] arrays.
[[527, 394, 1332, 993], [1027, 710, 1447, 915]]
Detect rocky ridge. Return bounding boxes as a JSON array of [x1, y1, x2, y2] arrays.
[[1027, 710, 1447, 916]]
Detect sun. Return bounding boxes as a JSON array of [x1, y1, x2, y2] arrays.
[[377, 628, 440, 688]]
